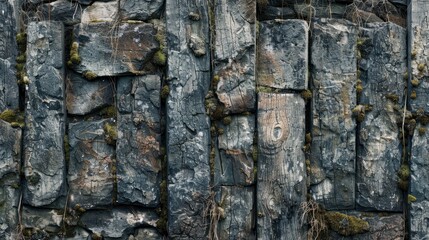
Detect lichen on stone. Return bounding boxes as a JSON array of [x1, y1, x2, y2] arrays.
[[325, 211, 369, 236]]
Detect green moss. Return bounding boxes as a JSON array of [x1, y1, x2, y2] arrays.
[[99, 105, 117, 118], [161, 85, 170, 99], [385, 93, 399, 103], [403, 71, 408, 80], [418, 63, 426, 72], [411, 78, 420, 87], [83, 71, 97, 80], [27, 173, 41, 186], [16, 54, 26, 63], [222, 116, 232, 125], [411, 90, 417, 99], [153, 50, 166, 66], [325, 212, 369, 236], [69, 42, 81, 65], [398, 163, 410, 180], [212, 75, 220, 89], [103, 123, 117, 146], [356, 80, 363, 96], [217, 128, 224, 135], [16, 32, 27, 46], [16, 63, 24, 72], [408, 194, 417, 203], [305, 133, 312, 144], [301, 89, 312, 102], [0, 109, 17, 122], [419, 127, 427, 136]]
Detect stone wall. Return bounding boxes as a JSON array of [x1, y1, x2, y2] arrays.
[[0, 0, 427, 239]]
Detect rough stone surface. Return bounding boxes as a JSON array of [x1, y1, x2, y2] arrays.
[[166, 0, 211, 238], [257, 20, 308, 90], [216, 186, 255, 239], [257, 93, 306, 239], [129, 228, 162, 240], [38, 0, 83, 25], [24, 21, 66, 207], [294, 3, 347, 19], [215, 0, 256, 114], [310, 18, 357, 210], [258, 6, 296, 21], [119, 0, 164, 21], [0, 0, 19, 111], [78, 208, 158, 239], [215, 115, 255, 186], [410, 0, 429, 113], [356, 22, 406, 212], [0, 120, 21, 240], [81, 1, 118, 23], [22, 207, 63, 234], [66, 72, 114, 115], [68, 119, 115, 209], [116, 75, 161, 206], [73, 22, 159, 76]]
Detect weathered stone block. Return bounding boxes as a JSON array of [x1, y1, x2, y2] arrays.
[[78, 208, 158, 239], [66, 72, 114, 115], [81, 1, 118, 23], [356, 22, 406, 212], [215, 0, 256, 114], [257, 20, 308, 90], [257, 93, 306, 239], [119, 0, 164, 21], [73, 22, 159, 76], [24, 21, 66, 207], [129, 228, 162, 240], [215, 115, 255, 186], [38, 0, 83, 25], [257, 6, 296, 21], [22, 207, 63, 234], [216, 186, 255, 239], [68, 119, 115, 209], [0, 120, 21, 240], [310, 18, 357, 210], [166, 0, 211, 237], [116, 75, 161, 206]]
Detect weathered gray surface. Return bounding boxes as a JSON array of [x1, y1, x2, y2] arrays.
[[0, 120, 21, 240], [129, 228, 162, 240], [73, 22, 159, 76], [258, 6, 296, 21], [356, 22, 405, 211], [81, 1, 118, 23], [22, 207, 63, 235], [38, 0, 83, 25], [78, 208, 158, 239], [166, 0, 211, 238], [119, 0, 164, 21], [24, 21, 66, 207], [410, 0, 429, 113], [66, 72, 114, 115], [0, 0, 19, 111], [68, 119, 115, 209], [257, 93, 306, 239], [216, 186, 255, 239], [215, 0, 256, 114], [116, 75, 161, 206], [257, 20, 308, 90], [329, 213, 404, 239], [215, 115, 255, 186], [310, 18, 357, 210]]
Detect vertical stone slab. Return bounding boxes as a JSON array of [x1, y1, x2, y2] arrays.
[[257, 19, 308, 90], [356, 23, 406, 211], [214, 0, 256, 114], [68, 120, 115, 209], [0, 120, 21, 239], [116, 75, 161, 207], [216, 186, 255, 239], [409, 0, 429, 112], [215, 115, 255, 186], [166, 0, 211, 238], [310, 18, 357, 210], [257, 93, 306, 239], [24, 21, 66, 206], [409, 1, 429, 238], [0, 0, 19, 111]]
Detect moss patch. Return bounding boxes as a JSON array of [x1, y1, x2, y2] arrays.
[[153, 50, 166, 66], [161, 85, 170, 99], [301, 89, 312, 102], [103, 122, 117, 146], [83, 71, 97, 80], [325, 212, 369, 236], [99, 105, 117, 119], [0, 109, 25, 128], [398, 163, 410, 191]]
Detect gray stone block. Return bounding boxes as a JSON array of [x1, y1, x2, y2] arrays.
[[310, 18, 357, 210], [215, 0, 256, 114], [116, 75, 161, 206], [0, 59, 19, 114], [38, 0, 83, 25], [119, 0, 164, 21], [356, 22, 406, 212], [68, 119, 115, 209], [257, 20, 308, 90], [257, 93, 307, 239], [24, 21, 66, 207]]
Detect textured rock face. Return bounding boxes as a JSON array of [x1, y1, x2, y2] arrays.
[[22, 207, 63, 234], [116, 75, 161, 206], [215, 0, 256, 114], [257, 19, 308, 90], [24, 21, 66, 207], [166, 0, 211, 238], [119, 0, 164, 21], [310, 18, 357, 210], [356, 22, 406, 212], [215, 115, 255, 185], [0, 0, 19, 111], [257, 93, 306, 239], [73, 22, 159, 76], [78, 208, 159, 239], [68, 119, 115, 209], [0, 120, 21, 240], [66, 72, 114, 115], [38, 0, 83, 25], [81, 1, 118, 23]]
